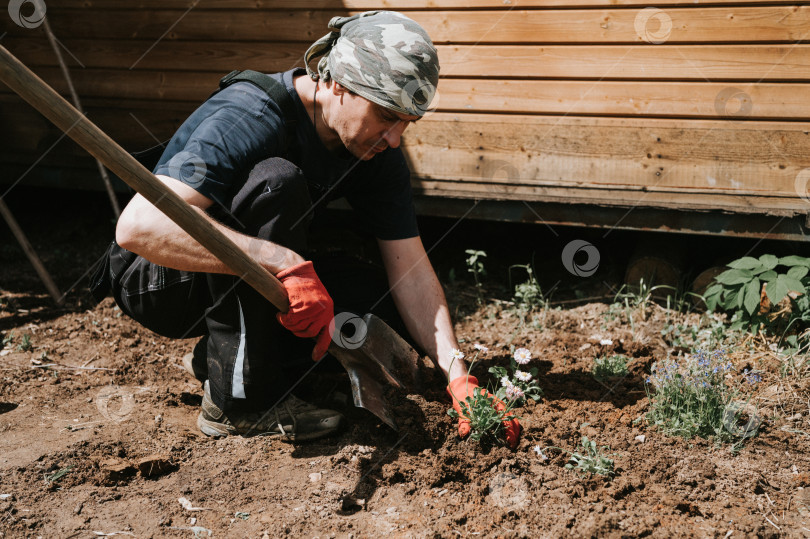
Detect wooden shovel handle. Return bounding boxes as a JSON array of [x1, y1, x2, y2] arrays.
[[0, 45, 290, 312]]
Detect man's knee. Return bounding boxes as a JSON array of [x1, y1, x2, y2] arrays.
[[228, 158, 313, 249]]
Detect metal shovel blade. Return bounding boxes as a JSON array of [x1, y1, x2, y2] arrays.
[[327, 313, 422, 430]]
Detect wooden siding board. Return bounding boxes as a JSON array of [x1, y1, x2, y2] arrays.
[[9, 7, 810, 43], [52, 1, 810, 10], [401, 113, 810, 211]]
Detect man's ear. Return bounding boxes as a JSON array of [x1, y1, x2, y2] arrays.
[[332, 81, 347, 96]]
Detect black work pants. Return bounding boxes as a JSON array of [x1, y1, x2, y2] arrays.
[[94, 158, 406, 413]]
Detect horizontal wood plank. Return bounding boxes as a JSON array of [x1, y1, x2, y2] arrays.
[[400, 113, 810, 204], [436, 79, 810, 119], [9, 7, 809, 44], [411, 180, 807, 214], [50, 1, 810, 10], [5, 68, 809, 119], [437, 44, 810, 80], [4, 45, 809, 95]]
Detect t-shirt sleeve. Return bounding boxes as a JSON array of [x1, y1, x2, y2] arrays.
[[344, 148, 419, 241], [154, 85, 284, 206]]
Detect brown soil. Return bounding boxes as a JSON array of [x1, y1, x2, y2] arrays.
[[1, 193, 810, 538]]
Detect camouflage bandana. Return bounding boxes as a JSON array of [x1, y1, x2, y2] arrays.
[[304, 11, 439, 117]]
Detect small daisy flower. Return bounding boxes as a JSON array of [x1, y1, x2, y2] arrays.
[[473, 343, 489, 354], [505, 384, 525, 401], [450, 348, 465, 361], [513, 348, 532, 365], [500, 376, 511, 387], [514, 370, 532, 382]]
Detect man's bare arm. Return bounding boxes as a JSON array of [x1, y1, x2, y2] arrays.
[[115, 175, 304, 274], [378, 236, 466, 382]]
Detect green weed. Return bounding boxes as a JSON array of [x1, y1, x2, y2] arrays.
[[704, 254, 809, 336], [465, 249, 487, 305], [592, 354, 629, 382], [1, 331, 14, 348], [16, 334, 32, 352], [510, 263, 546, 311]]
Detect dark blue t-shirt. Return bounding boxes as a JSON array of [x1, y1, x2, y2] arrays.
[[154, 68, 419, 241]]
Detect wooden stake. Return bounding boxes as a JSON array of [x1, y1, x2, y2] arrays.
[[0, 198, 63, 304]]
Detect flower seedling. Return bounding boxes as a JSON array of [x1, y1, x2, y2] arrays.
[[465, 249, 487, 305], [645, 349, 762, 445], [564, 436, 615, 477], [537, 437, 615, 477], [489, 347, 543, 404], [44, 464, 73, 488], [592, 354, 629, 382], [16, 333, 32, 352], [447, 345, 523, 444], [2, 331, 14, 348]]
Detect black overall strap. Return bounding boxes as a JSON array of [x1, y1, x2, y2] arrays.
[[218, 69, 298, 144], [132, 70, 298, 171]]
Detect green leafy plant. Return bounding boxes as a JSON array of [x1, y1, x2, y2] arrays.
[[489, 347, 543, 403], [44, 464, 73, 487], [465, 249, 487, 305], [1, 331, 14, 348], [704, 254, 809, 334], [645, 349, 761, 446], [565, 436, 615, 477], [447, 345, 523, 444], [537, 437, 616, 477], [510, 263, 546, 311], [592, 354, 629, 382], [16, 333, 32, 352]]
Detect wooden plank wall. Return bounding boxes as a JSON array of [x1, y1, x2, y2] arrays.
[[1, 0, 809, 222]]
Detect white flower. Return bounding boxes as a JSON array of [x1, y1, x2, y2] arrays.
[[500, 376, 511, 387], [513, 348, 532, 365], [600, 339, 613, 346], [514, 370, 532, 382], [505, 383, 525, 401], [533, 445, 548, 460], [473, 343, 489, 354], [450, 348, 465, 361]]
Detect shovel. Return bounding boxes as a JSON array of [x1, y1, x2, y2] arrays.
[[0, 45, 422, 430]]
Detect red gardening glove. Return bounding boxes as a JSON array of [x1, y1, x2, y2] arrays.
[[275, 261, 334, 361], [446, 375, 521, 449]]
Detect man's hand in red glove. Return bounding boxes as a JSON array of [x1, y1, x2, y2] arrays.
[[446, 375, 521, 449], [275, 261, 334, 361]]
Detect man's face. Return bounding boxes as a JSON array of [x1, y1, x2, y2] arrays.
[[329, 83, 421, 160]]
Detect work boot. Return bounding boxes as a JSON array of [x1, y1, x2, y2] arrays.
[[181, 337, 208, 382], [197, 381, 345, 441], [181, 352, 207, 382]]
